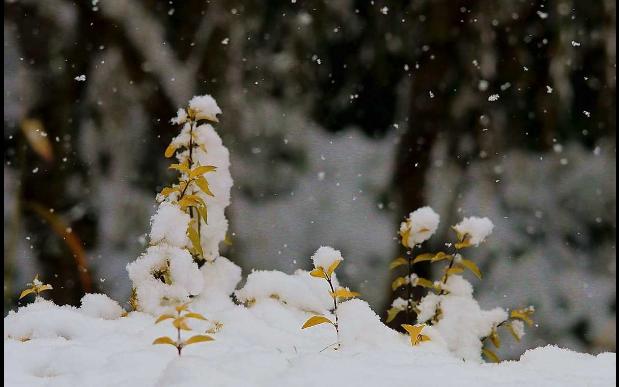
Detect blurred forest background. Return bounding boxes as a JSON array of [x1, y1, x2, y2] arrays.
[[4, 0, 616, 359]]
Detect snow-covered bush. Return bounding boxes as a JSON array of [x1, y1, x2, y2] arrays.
[[388, 209, 534, 362], [127, 94, 233, 315]]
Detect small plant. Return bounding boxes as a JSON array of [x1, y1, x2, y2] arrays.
[[19, 274, 52, 302], [387, 207, 440, 324], [152, 303, 214, 356], [387, 209, 535, 362], [301, 247, 360, 350], [481, 306, 536, 363]]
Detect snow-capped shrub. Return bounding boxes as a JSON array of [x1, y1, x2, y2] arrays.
[[79, 293, 125, 320], [388, 209, 535, 362], [399, 206, 440, 247], [301, 246, 360, 350], [127, 94, 232, 315], [453, 217, 494, 247]]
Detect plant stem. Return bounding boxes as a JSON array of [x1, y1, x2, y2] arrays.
[[406, 245, 415, 324], [325, 275, 340, 349]]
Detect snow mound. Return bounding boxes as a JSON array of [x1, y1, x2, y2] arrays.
[[453, 217, 494, 246], [4, 301, 615, 387], [311, 246, 343, 271], [79, 293, 124, 320], [400, 206, 440, 246]]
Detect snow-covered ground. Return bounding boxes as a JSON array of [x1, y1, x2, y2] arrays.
[[4, 290, 615, 387], [5, 95, 615, 387]]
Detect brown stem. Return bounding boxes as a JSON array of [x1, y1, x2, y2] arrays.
[[325, 275, 340, 349], [406, 245, 415, 324]]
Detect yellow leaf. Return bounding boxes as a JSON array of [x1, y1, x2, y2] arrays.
[[326, 260, 341, 277], [37, 284, 53, 293], [187, 227, 203, 257], [309, 268, 326, 278], [153, 336, 176, 346], [386, 307, 403, 323], [510, 310, 534, 327], [173, 317, 192, 331], [164, 143, 177, 158], [195, 176, 214, 197], [455, 239, 472, 250], [506, 322, 521, 342], [391, 276, 408, 291], [185, 312, 208, 321], [420, 334, 431, 342], [402, 324, 426, 346], [155, 314, 176, 324], [197, 205, 208, 225], [184, 335, 214, 345], [412, 253, 434, 264], [183, 194, 206, 207], [189, 165, 217, 178], [160, 187, 179, 197], [175, 303, 190, 312], [331, 288, 360, 299], [21, 118, 53, 162], [400, 228, 410, 248], [413, 278, 435, 289], [19, 288, 35, 300], [178, 197, 200, 209], [458, 259, 482, 280], [482, 348, 500, 363], [446, 267, 465, 276], [389, 257, 408, 270], [301, 315, 333, 329], [169, 163, 190, 174], [431, 252, 452, 262], [490, 329, 501, 348]]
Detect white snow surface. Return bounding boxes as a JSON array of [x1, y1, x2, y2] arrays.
[[4, 293, 615, 387], [188, 95, 222, 122], [400, 206, 440, 245]]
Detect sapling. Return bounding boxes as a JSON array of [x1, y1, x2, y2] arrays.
[[18, 274, 52, 302], [152, 302, 214, 356], [388, 208, 536, 362], [301, 246, 360, 350], [387, 207, 440, 324]]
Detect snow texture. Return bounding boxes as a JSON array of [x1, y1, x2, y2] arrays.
[[453, 217, 494, 246], [149, 202, 191, 248], [311, 246, 343, 270], [4, 298, 615, 387], [188, 95, 222, 122], [400, 206, 440, 245], [79, 293, 124, 320]]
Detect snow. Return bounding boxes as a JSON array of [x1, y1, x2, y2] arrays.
[[4, 299, 615, 386], [188, 95, 222, 122], [488, 94, 500, 102], [149, 202, 190, 248], [400, 206, 440, 246], [310, 246, 343, 271], [453, 217, 494, 246], [79, 293, 124, 320], [5, 95, 615, 385]]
